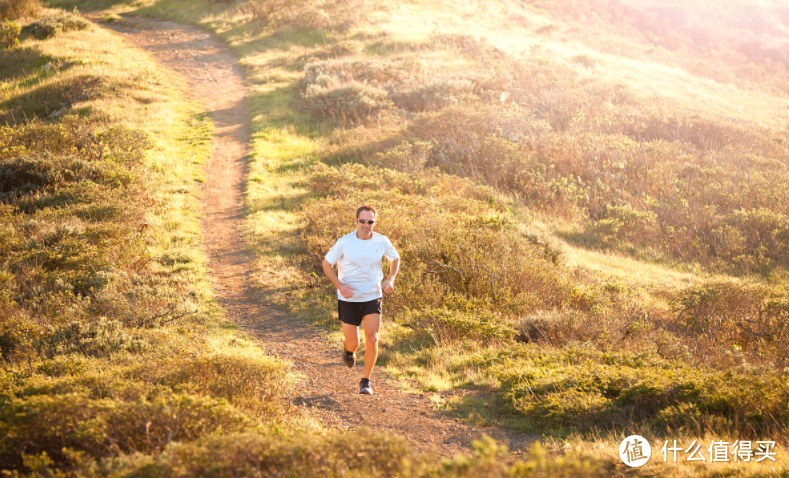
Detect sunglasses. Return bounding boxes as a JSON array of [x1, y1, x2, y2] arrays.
[[357, 219, 376, 225]]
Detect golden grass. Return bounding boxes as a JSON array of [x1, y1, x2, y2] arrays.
[[44, 0, 789, 474]]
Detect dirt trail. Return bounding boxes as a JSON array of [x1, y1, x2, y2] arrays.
[[108, 16, 532, 457]]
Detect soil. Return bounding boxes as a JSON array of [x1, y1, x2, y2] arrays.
[[107, 16, 536, 458]]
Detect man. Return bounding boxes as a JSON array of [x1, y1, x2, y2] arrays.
[[322, 205, 400, 395]]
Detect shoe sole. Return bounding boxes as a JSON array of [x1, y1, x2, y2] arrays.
[[359, 387, 373, 395]]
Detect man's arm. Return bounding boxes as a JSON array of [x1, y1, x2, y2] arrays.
[[322, 259, 355, 299], [382, 257, 400, 294]]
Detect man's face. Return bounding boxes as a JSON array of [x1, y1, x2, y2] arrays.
[[357, 210, 376, 236]]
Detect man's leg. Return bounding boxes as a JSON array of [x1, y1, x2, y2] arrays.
[[361, 313, 381, 379], [342, 322, 360, 353]]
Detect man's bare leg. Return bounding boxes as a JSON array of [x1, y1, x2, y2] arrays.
[[342, 322, 360, 353], [361, 313, 380, 379]]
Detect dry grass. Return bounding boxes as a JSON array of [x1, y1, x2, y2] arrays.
[[0, 10, 303, 474], [39, 0, 789, 475]]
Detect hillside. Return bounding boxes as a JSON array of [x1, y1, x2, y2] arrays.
[[4, 0, 789, 476]]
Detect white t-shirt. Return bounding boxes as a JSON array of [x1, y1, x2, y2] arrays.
[[324, 231, 400, 302]]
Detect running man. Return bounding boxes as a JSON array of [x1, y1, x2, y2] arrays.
[[322, 205, 401, 395]]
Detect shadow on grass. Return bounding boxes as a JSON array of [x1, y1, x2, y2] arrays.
[[1, 74, 102, 123], [442, 389, 534, 433], [0, 45, 55, 83], [49, 0, 143, 10], [249, 85, 304, 129], [552, 227, 701, 274], [245, 191, 313, 216]]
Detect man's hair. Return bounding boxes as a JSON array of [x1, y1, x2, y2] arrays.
[[356, 204, 377, 218]]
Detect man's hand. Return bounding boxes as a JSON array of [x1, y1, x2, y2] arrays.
[[323, 259, 356, 299], [339, 284, 356, 299], [382, 278, 395, 294]]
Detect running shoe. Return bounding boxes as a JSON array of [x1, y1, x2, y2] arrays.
[[359, 378, 373, 395], [342, 349, 355, 368]]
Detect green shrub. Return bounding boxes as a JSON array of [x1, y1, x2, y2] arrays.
[[399, 308, 517, 346], [158, 354, 290, 417], [0, 118, 151, 164], [0, 115, 157, 369], [23, 430, 616, 477], [495, 345, 789, 437], [0, 316, 41, 367], [0, 392, 251, 469], [369, 141, 433, 173], [587, 205, 659, 250], [0, 154, 119, 201], [102, 13, 122, 23], [20, 12, 90, 40], [42, 318, 148, 358], [35, 354, 86, 377], [0, 20, 20, 48], [0, 73, 107, 121], [671, 280, 789, 366]]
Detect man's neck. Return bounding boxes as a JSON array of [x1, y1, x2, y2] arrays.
[[356, 230, 373, 240]]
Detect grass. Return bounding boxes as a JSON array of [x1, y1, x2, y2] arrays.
[[33, 0, 789, 475], [0, 7, 307, 474]]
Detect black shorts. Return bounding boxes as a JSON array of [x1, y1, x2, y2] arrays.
[[337, 298, 382, 326]]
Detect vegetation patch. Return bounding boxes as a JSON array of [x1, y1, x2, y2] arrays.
[[494, 345, 789, 437], [238, 0, 376, 33], [20, 11, 90, 40], [0, 10, 297, 474], [0, 0, 42, 20], [1, 20, 21, 48], [38, 0, 789, 475]]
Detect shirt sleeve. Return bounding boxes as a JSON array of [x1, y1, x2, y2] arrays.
[[324, 238, 344, 265], [382, 236, 400, 261]]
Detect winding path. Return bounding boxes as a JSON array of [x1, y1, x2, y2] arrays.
[[108, 16, 530, 457]]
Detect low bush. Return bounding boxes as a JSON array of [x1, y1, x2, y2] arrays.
[[303, 58, 412, 87], [390, 77, 478, 112], [0, 392, 252, 469], [302, 81, 391, 122], [43, 318, 149, 357], [158, 354, 290, 417], [0, 117, 151, 165], [671, 280, 789, 367], [0, 119, 152, 327], [326, 96, 789, 275], [0, 20, 20, 49], [239, 0, 371, 33], [586, 205, 659, 251], [20, 11, 90, 40], [399, 308, 517, 346], [495, 345, 789, 437], [16, 430, 615, 477]]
